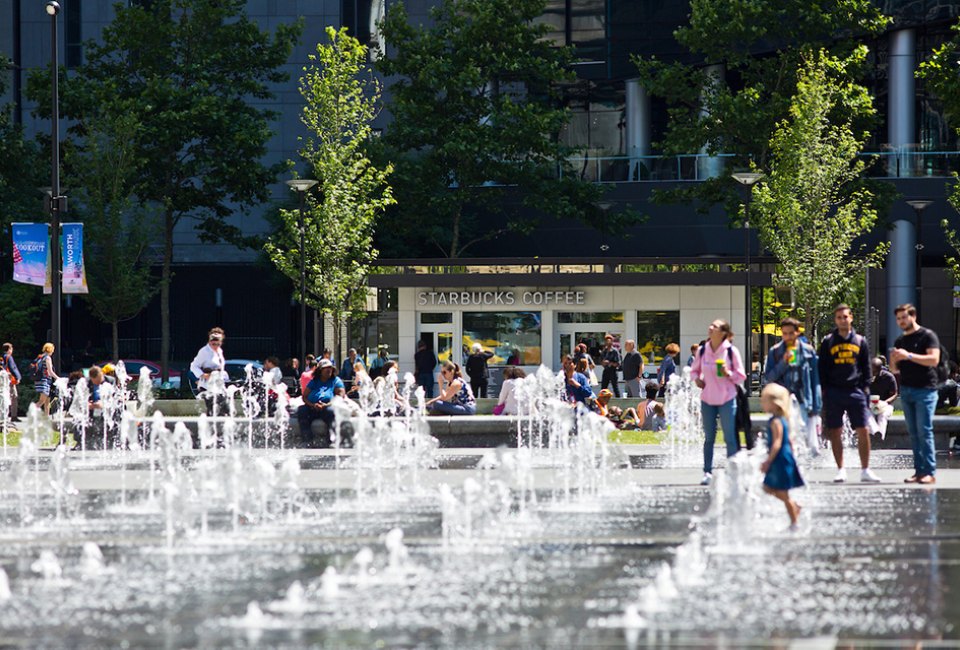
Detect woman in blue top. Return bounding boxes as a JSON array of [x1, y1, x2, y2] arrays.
[[426, 361, 476, 415], [657, 342, 679, 397], [760, 383, 805, 528]]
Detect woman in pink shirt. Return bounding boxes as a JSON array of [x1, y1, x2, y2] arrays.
[[690, 319, 747, 486]]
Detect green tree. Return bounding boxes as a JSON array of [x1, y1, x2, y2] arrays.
[[375, 0, 631, 258], [918, 19, 960, 126], [27, 0, 301, 378], [265, 27, 394, 357], [634, 0, 890, 217], [68, 113, 159, 360], [921, 21, 960, 298], [0, 58, 46, 351], [749, 50, 887, 336]]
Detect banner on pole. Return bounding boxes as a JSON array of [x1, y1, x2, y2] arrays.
[[61, 223, 88, 294], [11, 222, 48, 287], [12, 222, 88, 294]]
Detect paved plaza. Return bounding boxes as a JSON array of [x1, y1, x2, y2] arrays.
[[0, 444, 958, 647]]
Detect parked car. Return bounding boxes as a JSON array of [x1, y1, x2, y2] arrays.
[[185, 359, 263, 396], [97, 359, 181, 389]]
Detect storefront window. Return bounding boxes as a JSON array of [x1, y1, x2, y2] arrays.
[[636, 311, 680, 364], [462, 312, 542, 365], [349, 288, 398, 364]]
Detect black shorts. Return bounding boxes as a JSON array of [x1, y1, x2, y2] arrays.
[[823, 387, 870, 429]]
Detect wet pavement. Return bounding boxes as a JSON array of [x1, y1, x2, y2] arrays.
[[0, 446, 958, 647]]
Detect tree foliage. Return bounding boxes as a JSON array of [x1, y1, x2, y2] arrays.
[[749, 50, 886, 336], [265, 27, 394, 355], [918, 19, 960, 126], [26, 0, 301, 377], [375, 0, 630, 258], [634, 0, 890, 218], [0, 58, 47, 350], [68, 113, 159, 360], [921, 20, 960, 296]]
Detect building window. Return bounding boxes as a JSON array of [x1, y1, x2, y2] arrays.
[[636, 311, 679, 365], [421, 312, 453, 324], [342, 0, 386, 60], [66, 0, 82, 68], [557, 311, 623, 323], [537, 0, 607, 65], [462, 312, 542, 365]]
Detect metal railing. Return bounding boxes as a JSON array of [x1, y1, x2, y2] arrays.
[[561, 150, 960, 183]]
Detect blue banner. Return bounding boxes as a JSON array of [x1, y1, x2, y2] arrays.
[[12, 222, 88, 294], [61, 223, 88, 294]]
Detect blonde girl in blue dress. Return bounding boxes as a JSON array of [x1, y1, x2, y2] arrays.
[[760, 383, 805, 527]]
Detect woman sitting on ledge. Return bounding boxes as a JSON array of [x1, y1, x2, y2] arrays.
[[426, 361, 477, 416]]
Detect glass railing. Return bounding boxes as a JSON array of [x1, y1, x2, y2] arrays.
[[562, 154, 736, 183], [561, 151, 960, 182]]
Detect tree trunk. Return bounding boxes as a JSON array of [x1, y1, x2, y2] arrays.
[[160, 209, 174, 381], [450, 209, 461, 259], [112, 319, 119, 362]]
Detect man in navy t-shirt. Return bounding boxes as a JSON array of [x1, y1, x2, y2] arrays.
[[296, 358, 345, 447], [818, 304, 880, 483], [890, 303, 941, 485]]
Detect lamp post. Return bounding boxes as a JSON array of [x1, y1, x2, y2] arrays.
[[906, 200, 932, 315], [732, 172, 763, 395], [285, 179, 318, 363], [46, 0, 66, 372]]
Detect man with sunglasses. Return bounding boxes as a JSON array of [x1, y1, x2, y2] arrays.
[[190, 327, 227, 416]]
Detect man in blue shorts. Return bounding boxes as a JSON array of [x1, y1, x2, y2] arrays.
[[818, 304, 881, 483]]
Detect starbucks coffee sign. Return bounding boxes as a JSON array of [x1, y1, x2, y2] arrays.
[[417, 290, 586, 307]]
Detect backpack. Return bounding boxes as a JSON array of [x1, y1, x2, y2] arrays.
[[936, 344, 950, 385], [699, 343, 754, 449], [29, 354, 46, 382]]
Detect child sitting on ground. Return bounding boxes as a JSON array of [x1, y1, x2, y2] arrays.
[[759, 383, 805, 529], [595, 389, 641, 429]]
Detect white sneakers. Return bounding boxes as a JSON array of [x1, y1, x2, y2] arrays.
[[833, 467, 882, 483], [700, 473, 713, 486]]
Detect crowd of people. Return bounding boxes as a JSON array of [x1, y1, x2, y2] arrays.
[[3, 302, 956, 503]]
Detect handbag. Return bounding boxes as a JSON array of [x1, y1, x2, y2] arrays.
[[492, 403, 505, 415]]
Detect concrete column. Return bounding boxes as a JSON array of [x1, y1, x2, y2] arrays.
[[888, 29, 916, 177], [541, 310, 555, 371], [698, 64, 725, 180], [625, 78, 651, 180], [886, 219, 916, 347], [398, 288, 417, 375]]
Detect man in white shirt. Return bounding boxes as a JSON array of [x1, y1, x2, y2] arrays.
[[190, 327, 227, 415]]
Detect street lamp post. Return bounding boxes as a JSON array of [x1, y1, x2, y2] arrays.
[[732, 172, 763, 395], [46, 0, 66, 372], [906, 200, 932, 315], [285, 179, 318, 363]]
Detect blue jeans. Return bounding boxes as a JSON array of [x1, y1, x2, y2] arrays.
[[296, 405, 335, 447], [900, 385, 938, 477], [429, 400, 476, 416], [417, 372, 435, 399], [701, 398, 738, 474]]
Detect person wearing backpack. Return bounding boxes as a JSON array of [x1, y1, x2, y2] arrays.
[[890, 303, 942, 485], [32, 342, 60, 416], [1, 342, 21, 422], [764, 317, 822, 458], [690, 319, 747, 486], [818, 304, 880, 483]]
